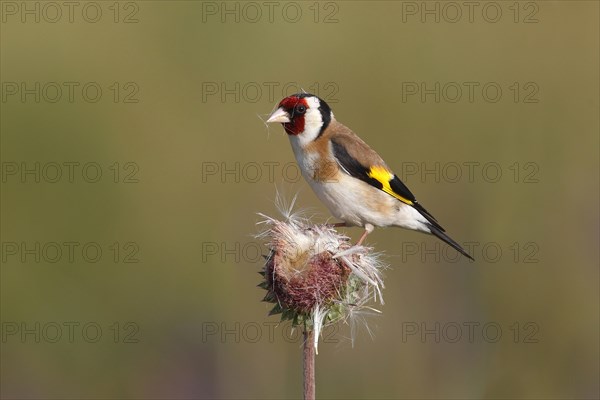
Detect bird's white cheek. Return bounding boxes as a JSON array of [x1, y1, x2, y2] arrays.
[[305, 113, 322, 131], [293, 110, 322, 145]]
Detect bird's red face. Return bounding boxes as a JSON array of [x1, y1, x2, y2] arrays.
[[268, 95, 309, 135], [266, 93, 333, 140]]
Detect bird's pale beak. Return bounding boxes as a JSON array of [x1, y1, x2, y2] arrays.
[[266, 107, 290, 124]]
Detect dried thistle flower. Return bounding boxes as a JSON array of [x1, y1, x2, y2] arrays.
[[256, 195, 386, 352]]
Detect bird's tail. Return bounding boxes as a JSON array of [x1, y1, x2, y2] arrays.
[[427, 224, 474, 261]]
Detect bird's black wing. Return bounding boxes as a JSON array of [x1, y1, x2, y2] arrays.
[[330, 137, 444, 231], [330, 135, 473, 259]]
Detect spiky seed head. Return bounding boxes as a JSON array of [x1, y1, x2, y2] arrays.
[[256, 196, 386, 352]]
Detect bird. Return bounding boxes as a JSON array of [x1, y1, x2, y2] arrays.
[[266, 93, 473, 260]]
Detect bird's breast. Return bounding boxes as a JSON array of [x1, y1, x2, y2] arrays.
[[289, 139, 340, 183]]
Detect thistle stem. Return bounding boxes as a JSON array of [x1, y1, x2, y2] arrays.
[[303, 329, 315, 400]]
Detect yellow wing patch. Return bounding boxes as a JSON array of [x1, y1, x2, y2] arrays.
[[367, 166, 414, 205]]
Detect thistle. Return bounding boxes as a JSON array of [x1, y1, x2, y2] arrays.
[[256, 195, 386, 399]]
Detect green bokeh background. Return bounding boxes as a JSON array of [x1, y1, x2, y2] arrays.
[[1, 1, 598, 399]]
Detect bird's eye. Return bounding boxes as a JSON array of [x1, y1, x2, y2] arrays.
[[295, 105, 306, 115]]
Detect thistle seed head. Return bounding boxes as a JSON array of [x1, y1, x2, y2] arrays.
[[256, 196, 386, 352]]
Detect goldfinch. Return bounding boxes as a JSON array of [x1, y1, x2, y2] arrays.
[[266, 93, 473, 260]]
